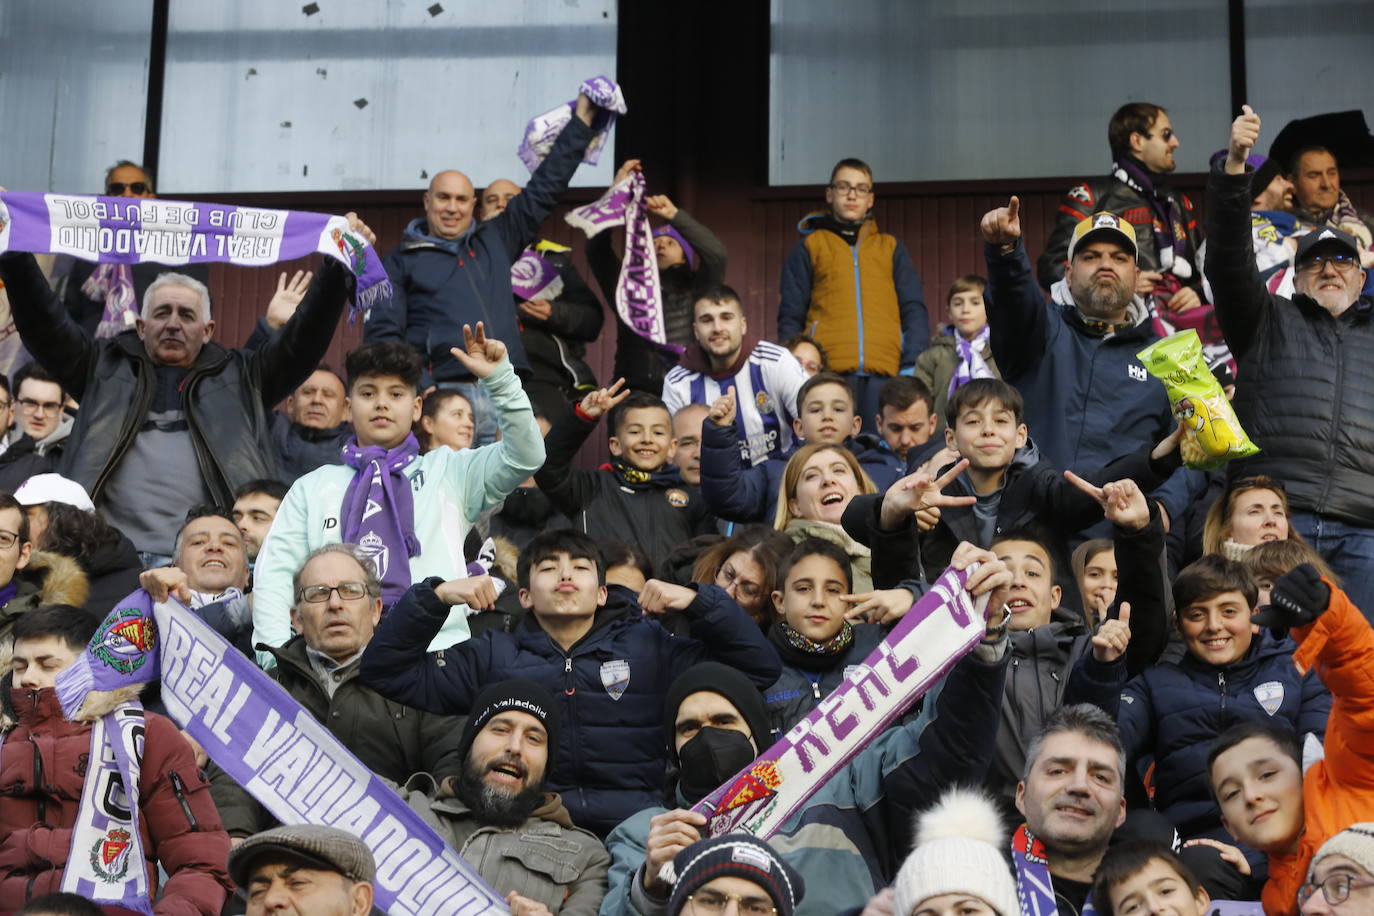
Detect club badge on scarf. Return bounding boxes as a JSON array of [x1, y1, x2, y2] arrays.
[[566, 171, 683, 354], [0, 191, 391, 318], [340, 433, 422, 606], [1013, 824, 1096, 916], [518, 76, 627, 172], [510, 249, 565, 302], [56, 591, 509, 916], [689, 564, 988, 839]]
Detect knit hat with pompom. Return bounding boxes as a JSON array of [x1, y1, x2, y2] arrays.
[[892, 787, 1019, 916]]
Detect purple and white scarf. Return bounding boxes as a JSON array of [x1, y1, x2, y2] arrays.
[[52, 703, 154, 912], [948, 325, 993, 398], [340, 434, 422, 606], [510, 248, 565, 302], [518, 75, 627, 172], [56, 590, 508, 916], [1111, 158, 1193, 280], [566, 172, 683, 353], [0, 191, 391, 318], [1012, 824, 1096, 916], [82, 263, 139, 338]]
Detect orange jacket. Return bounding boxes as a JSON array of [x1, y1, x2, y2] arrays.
[[1262, 584, 1374, 915]]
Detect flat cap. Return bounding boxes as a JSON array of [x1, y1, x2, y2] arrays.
[[228, 824, 376, 887]]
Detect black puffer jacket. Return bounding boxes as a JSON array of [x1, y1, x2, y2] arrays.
[[0, 253, 350, 506], [1205, 163, 1374, 526]]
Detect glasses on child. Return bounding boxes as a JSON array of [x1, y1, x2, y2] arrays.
[[296, 581, 370, 603], [1299, 873, 1374, 906], [688, 890, 777, 916], [106, 181, 150, 195], [829, 181, 872, 197]]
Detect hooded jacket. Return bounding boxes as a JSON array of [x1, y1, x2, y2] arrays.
[[779, 212, 928, 376], [0, 682, 232, 915], [365, 118, 595, 386], [984, 240, 1174, 477], [0, 552, 90, 669], [0, 253, 351, 510], [358, 579, 780, 836], [1109, 631, 1332, 837], [1205, 164, 1374, 526], [602, 639, 1010, 916], [0, 412, 74, 493], [417, 783, 610, 916]]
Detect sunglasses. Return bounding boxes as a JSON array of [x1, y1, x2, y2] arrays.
[[106, 182, 150, 195]]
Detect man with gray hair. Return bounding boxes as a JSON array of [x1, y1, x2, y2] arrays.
[[0, 212, 373, 564], [208, 542, 467, 842]]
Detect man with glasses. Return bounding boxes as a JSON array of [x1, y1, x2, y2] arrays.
[[55, 160, 213, 338], [778, 157, 929, 435], [206, 543, 467, 842], [1301, 824, 1374, 915], [1039, 102, 1204, 318], [1211, 106, 1374, 620], [665, 835, 804, 916], [0, 362, 71, 492], [0, 490, 90, 647]]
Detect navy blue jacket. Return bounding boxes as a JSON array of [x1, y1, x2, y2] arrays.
[[764, 624, 889, 737], [358, 579, 780, 835], [364, 118, 594, 385], [985, 241, 1173, 475], [1083, 632, 1332, 836]]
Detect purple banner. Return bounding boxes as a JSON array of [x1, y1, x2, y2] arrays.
[[57, 592, 508, 916], [518, 75, 627, 172], [510, 249, 565, 301], [0, 191, 391, 314], [691, 565, 987, 838]]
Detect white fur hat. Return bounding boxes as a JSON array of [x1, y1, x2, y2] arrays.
[[893, 787, 1019, 916]]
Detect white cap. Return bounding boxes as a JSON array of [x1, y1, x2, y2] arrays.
[[14, 474, 95, 511]]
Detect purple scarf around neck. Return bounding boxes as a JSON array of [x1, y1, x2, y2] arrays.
[[1113, 156, 1188, 272], [340, 433, 422, 604], [948, 325, 993, 398]]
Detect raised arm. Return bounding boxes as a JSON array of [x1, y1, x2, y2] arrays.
[[0, 253, 97, 398], [1204, 106, 1274, 359], [251, 258, 352, 407], [697, 388, 773, 523], [980, 197, 1050, 381], [665, 207, 728, 293], [643, 581, 782, 688], [494, 100, 597, 258], [534, 378, 627, 516]]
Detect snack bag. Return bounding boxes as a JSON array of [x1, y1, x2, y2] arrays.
[[1137, 329, 1258, 470]]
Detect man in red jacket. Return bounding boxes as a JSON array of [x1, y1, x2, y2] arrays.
[[0, 605, 231, 915]]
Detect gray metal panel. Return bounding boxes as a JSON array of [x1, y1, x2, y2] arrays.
[[0, 0, 151, 193], [769, 0, 1231, 185], [158, 0, 617, 193]]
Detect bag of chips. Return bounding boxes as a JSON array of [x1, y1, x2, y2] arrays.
[[1137, 330, 1258, 470]]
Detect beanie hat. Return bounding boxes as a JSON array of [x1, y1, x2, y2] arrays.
[[1309, 823, 1374, 883], [893, 788, 1020, 916], [457, 678, 560, 764], [653, 225, 699, 271], [662, 662, 771, 764], [1252, 157, 1284, 202], [667, 834, 804, 916]]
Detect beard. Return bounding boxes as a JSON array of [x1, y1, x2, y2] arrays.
[[1073, 275, 1133, 321], [453, 757, 545, 829]]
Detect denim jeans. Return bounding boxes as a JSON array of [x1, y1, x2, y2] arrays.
[[1289, 511, 1374, 624], [436, 378, 498, 447]]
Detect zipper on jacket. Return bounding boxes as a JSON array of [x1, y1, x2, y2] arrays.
[[1218, 672, 1227, 712], [169, 770, 201, 832], [564, 657, 575, 696], [32, 741, 46, 824], [851, 246, 866, 373]]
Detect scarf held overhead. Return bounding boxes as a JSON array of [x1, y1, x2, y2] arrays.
[[56, 590, 509, 916], [518, 75, 627, 173], [565, 171, 683, 354], [687, 564, 988, 839], [0, 191, 391, 317]]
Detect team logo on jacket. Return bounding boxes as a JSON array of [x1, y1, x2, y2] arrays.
[[91, 606, 157, 675], [601, 659, 630, 700], [666, 488, 689, 508], [1068, 184, 1094, 205], [90, 826, 133, 883], [1253, 680, 1285, 716], [755, 390, 774, 414]]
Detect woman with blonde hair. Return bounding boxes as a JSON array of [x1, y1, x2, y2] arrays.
[[773, 443, 877, 591], [1202, 475, 1309, 560]]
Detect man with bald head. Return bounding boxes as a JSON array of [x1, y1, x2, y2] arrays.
[[366, 93, 609, 443], [481, 177, 603, 426]]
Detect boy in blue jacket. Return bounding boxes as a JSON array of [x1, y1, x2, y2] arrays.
[[358, 528, 781, 836]]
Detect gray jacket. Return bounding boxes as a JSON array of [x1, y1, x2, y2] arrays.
[[415, 784, 610, 916]]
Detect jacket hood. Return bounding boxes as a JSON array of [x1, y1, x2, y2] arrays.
[[30, 411, 75, 456], [1049, 277, 1153, 338], [431, 786, 577, 830], [111, 326, 233, 373], [797, 209, 878, 238], [0, 551, 91, 673], [400, 217, 476, 253]]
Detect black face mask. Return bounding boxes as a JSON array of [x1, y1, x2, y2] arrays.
[[676, 726, 756, 803]]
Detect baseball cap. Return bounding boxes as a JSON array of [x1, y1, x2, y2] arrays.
[[228, 824, 376, 888], [14, 474, 94, 511], [1068, 212, 1138, 261], [1294, 226, 1362, 266]]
